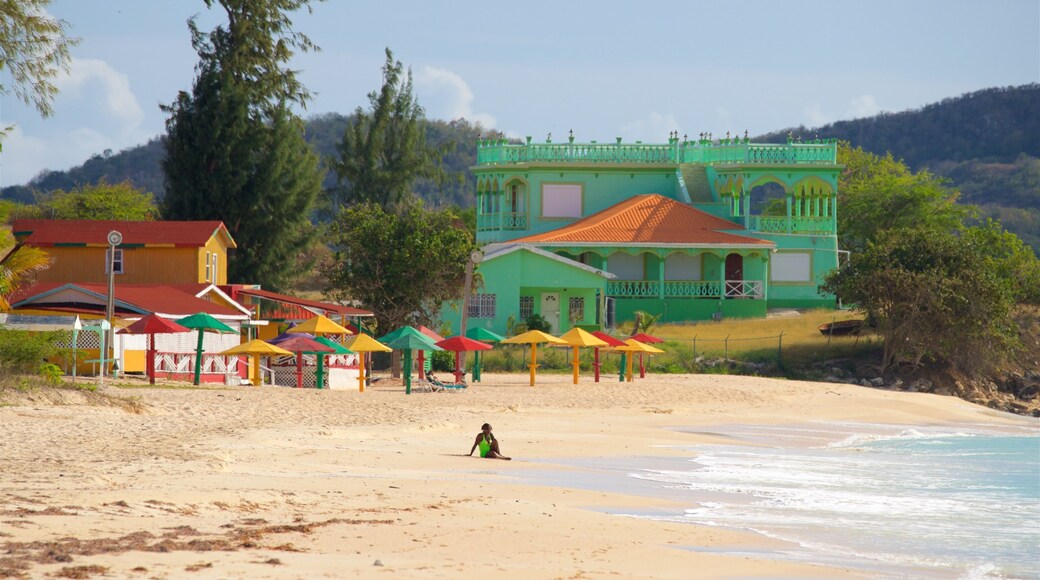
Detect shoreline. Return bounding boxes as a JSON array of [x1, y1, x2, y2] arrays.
[[1, 373, 1034, 578]]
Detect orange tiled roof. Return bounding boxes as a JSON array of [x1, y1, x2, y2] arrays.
[[508, 194, 772, 246]]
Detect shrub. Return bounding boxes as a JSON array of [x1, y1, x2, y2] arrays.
[[0, 328, 62, 374]]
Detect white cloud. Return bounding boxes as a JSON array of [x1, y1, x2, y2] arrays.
[[802, 94, 883, 129], [803, 103, 830, 127], [414, 66, 497, 129], [55, 58, 145, 131], [619, 112, 680, 142], [844, 94, 881, 119]]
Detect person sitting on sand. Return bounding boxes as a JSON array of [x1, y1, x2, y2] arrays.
[[468, 423, 511, 460]]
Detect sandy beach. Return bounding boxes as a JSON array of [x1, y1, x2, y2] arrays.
[[0, 373, 1033, 579]]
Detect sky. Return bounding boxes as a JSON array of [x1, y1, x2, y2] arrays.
[[1, 0, 1038, 187]]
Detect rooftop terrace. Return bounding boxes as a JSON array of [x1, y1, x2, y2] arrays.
[[476, 133, 838, 167]]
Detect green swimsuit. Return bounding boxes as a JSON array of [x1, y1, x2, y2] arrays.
[[479, 434, 492, 457]]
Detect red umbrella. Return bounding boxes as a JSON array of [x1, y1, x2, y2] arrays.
[[273, 335, 335, 389], [591, 331, 626, 383], [630, 333, 664, 378], [120, 314, 190, 385], [434, 336, 493, 384]]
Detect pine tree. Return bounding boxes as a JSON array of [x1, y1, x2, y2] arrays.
[[161, 0, 323, 290]]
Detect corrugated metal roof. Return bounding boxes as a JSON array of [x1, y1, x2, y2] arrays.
[[11, 282, 245, 317], [11, 219, 236, 248], [508, 194, 772, 246]]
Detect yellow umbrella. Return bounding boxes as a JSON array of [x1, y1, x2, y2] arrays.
[[613, 339, 665, 382], [559, 328, 608, 385], [287, 315, 353, 336], [220, 339, 294, 386], [501, 330, 567, 386], [344, 334, 392, 392]]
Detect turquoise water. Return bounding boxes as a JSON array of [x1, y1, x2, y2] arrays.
[[534, 423, 1040, 578]]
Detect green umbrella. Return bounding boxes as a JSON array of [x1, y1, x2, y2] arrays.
[[465, 327, 505, 382], [311, 335, 353, 389], [379, 328, 441, 394], [176, 312, 236, 386]]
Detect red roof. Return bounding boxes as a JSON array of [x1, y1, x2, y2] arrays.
[[231, 287, 373, 317], [508, 194, 772, 246], [11, 282, 244, 317], [11, 219, 236, 247]]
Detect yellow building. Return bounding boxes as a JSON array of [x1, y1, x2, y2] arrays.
[[11, 219, 236, 285]]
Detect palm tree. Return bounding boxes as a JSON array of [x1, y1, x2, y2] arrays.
[[0, 211, 51, 311]]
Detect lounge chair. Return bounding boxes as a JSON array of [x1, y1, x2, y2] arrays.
[[425, 373, 467, 390]]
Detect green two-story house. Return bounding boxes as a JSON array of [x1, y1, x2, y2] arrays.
[[441, 133, 842, 336]]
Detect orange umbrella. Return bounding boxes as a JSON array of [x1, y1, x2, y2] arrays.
[[344, 334, 392, 392], [630, 333, 664, 378], [220, 339, 293, 386], [613, 339, 665, 382], [501, 330, 567, 386], [558, 328, 608, 384]]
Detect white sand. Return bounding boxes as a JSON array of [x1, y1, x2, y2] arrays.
[[0, 373, 1030, 578]]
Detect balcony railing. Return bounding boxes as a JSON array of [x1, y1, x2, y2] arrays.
[[607, 280, 762, 299], [747, 215, 834, 235], [476, 138, 837, 167], [476, 212, 528, 232]]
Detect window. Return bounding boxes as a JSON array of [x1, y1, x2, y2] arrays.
[[665, 253, 702, 280], [771, 252, 812, 282], [541, 184, 582, 218], [468, 294, 496, 318], [607, 252, 644, 280], [205, 252, 212, 282], [105, 248, 124, 275], [519, 296, 534, 320], [212, 253, 219, 283], [568, 297, 585, 322]]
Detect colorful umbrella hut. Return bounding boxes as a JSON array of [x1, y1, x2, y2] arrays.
[[288, 315, 353, 389], [465, 327, 505, 382], [559, 328, 608, 385], [614, 339, 665, 382], [176, 312, 236, 386], [380, 328, 442, 394], [630, 333, 665, 379], [500, 330, 567, 387], [416, 326, 446, 379], [219, 339, 293, 386], [269, 334, 336, 389], [590, 331, 627, 383], [343, 333, 392, 392], [120, 314, 189, 385], [435, 336, 492, 385], [378, 326, 440, 386]]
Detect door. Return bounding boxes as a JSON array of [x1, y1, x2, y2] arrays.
[[725, 253, 744, 297], [540, 293, 560, 334]]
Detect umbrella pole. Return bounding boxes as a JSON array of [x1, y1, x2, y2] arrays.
[[295, 352, 303, 389], [252, 354, 261, 386], [529, 343, 538, 387], [474, 351, 480, 382], [316, 354, 325, 389], [639, 353, 645, 379], [404, 349, 412, 395], [619, 353, 626, 382], [417, 350, 425, 380], [358, 354, 366, 393], [193, 330, 204, 385], [148, 334, 155, 385], [593, 347, 600, 382], [454, 351, 463, 384], [626, 353, 634, 382], [572, 346, 579, 385]]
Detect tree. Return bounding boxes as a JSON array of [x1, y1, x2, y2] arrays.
[[0, 203, 50, 311], [837, 143, 973, 252], [822, 228, 1017, 374], [0, 0, 77, 122], [161, 0, 324, 291], [321, 201, 475, 334], [328, 48, 449, 211], [15, 179, 157, 220]]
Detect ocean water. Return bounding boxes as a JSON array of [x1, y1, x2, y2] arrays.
[[531, 422, 1040, 579]]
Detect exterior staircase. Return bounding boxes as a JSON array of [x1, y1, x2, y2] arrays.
[[679, 164, 714, 203]]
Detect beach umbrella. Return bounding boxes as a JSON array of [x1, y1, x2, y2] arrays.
[[270, 335, 335, 389], [379, 326, 440, 385], [559, 328, 608, 385], [288, 315, 352, 389], [614, 339, 665, 382], [465, 327, 505, 382], [416, 326, 446, 379], [287, 314, 352, 336], [590, 331, 627, 383], [220, 339, 293, 386], [382, 330, 442, 394], [344, 333, 392, 392], [630, 333, 665, 379], [501, 330, 567, 386], [176, 312, 236, 386], [435, 336, 493, 385], [120, 314, 190, 385]]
